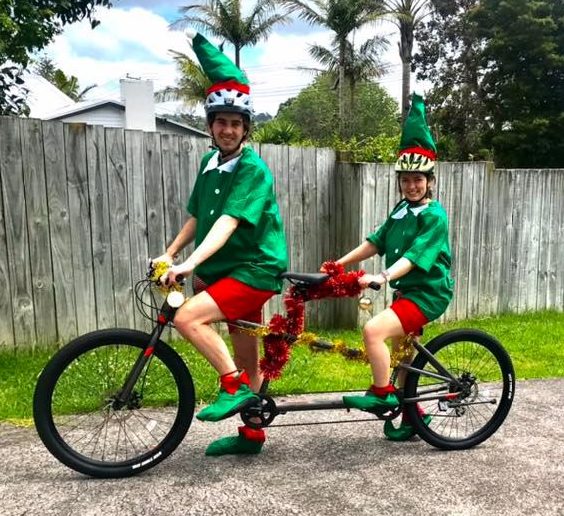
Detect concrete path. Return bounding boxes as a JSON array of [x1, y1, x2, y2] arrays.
[[1, 378, 563, 516]]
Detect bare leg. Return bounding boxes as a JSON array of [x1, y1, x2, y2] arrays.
[[173, 291, 237, 376], [231, 331, 263, 392], [363, 309, 406, 387]]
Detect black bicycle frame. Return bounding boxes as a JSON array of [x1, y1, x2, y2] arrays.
[[116, 301, 178, 404]]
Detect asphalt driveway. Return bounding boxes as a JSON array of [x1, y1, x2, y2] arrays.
[[1, 378, 563, 516]]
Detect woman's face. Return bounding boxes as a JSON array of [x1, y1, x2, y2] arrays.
[[399, 172, 430, 202]]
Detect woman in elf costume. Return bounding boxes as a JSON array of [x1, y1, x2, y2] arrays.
[[327, 94, 454, 441], [155, 32, 287, 456]]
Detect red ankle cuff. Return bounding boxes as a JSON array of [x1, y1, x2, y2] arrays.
[[219, 370, 251, 394], [370, 384, 396, 396], [238, 426, 266, 443]]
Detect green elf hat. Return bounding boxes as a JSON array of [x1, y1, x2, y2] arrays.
[[395, 93, 437, 173], [191, 32, 253, 118]]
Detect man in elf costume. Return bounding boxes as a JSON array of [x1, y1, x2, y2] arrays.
[[325, 93, 454, 441], [156, 31, 287, 455]]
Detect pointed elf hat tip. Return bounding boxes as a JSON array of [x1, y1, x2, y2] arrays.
[[398, 93, 437, 160], [192, 32, 249, 95]]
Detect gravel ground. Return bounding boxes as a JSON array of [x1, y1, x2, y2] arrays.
[[1, 378, 563, 516]]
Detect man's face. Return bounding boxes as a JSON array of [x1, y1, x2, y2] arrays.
[[209, 112, 246, 154]]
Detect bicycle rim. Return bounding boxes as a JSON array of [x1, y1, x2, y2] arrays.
[[404, 329, 514, 450], [34, 330, 194, 477]]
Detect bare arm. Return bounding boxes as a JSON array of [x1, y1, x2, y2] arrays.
[[164, 215, 239, 283], [335, 241, 379, 268], [166, 217, 198, 258], [359, 257, 415, 288]]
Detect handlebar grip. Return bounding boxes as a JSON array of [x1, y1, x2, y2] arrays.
[[175, 274, 184, 283], [368, 281, 381, 291]]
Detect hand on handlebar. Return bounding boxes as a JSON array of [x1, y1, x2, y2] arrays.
[[150, 252, 175, 267], [159, 262, 194, 287], [358, 273, 385, 290]]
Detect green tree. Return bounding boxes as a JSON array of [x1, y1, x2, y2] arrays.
[[278, 0, 384, 136], [472, 0, 564, 167], [306, 36, 389, 136], [33, 57, 97, 101], [413, 0, 487, 161], [383, 0, 429, 122], [0, 0, 112, 114], [277, 73, 399, 143], [172, 0, 287, 67]]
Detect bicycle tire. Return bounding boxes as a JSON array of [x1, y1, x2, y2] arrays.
[[404, 329, 514, 450], [33, 329, 195, 478]]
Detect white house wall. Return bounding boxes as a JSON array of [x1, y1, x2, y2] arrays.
[[59, 106, 124, 128]]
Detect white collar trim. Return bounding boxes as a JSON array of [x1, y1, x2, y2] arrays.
[[391, 201, 430, 219], [202, 150, 242, 174]]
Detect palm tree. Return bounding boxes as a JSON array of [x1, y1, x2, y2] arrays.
[[172, 0, 288, 68], [154, 49, 211, 108], [52, 69, 97, 101], [383, 0, 429, 122], [307, 36, 389, 136], [278, 0, 384, 136]]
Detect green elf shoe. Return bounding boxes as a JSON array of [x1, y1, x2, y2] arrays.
[[205, 426, 265, 456], [343, 387, 400, 411], [383, 414, 432, 441], [197, 372, 259, 422]]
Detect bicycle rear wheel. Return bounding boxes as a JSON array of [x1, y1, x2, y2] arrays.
[[404, 329, 514, 450], [33, 329, 195, 478]]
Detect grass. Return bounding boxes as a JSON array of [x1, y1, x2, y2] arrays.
[[1, 310, 563, 423]]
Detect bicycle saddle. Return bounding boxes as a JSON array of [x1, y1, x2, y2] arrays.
[[280, 272, 329, 285]]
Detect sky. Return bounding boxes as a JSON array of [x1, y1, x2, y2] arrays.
[[38, 0, 420, 117]]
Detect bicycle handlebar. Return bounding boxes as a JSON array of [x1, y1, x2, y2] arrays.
[[368, 281, 381, 291]]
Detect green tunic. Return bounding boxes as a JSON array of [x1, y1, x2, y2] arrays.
[[367, 199, 454, 321], [187, 146, 287, 292]]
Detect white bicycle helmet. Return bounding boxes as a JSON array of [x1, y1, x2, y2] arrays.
[[205, 85, 253, 119]]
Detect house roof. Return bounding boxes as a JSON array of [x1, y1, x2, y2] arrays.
[[24, 72, 76, 118], [44, 99, 210, 138]]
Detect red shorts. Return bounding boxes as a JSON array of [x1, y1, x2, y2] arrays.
[[193, 276, 275, 333], [390, 297, 429, 336]]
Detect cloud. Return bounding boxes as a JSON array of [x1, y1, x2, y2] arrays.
[[40, 4, 418, 116]]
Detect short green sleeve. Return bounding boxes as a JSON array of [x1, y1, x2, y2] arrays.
[[403, 211, 448, 272], [366, 221, 388, 255]]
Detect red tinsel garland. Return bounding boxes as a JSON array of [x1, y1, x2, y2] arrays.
[[260, 262, 365, 380]]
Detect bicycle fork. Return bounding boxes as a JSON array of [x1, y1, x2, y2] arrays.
[[114, 301, 178, 407]]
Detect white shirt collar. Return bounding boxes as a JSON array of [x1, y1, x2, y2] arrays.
[[391, 201, 430, 219], [202, 150, 242, 174]]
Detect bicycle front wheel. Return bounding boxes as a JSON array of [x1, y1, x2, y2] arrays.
[[33, 329, 195, 478], [404, 329, 515, 450]]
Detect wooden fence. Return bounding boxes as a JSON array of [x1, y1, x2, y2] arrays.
[[0, 116, 562, 348]]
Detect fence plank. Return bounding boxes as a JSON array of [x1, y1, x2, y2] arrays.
[[0, 121, 15, 347], [162, 134, 182, 247], [288, 147, 304, 272], [65, 123, 96, 334], [125, 130, 150, 331], [467, 163, 485, 317], [43, 121, 77, 342], [20, 118, 57, 345], [86, 125, 115, 329], [106, 128, 134, 328], [497, 170, 516, 313], [144, 133, 166, 259], [0, 117, 36, 346]]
